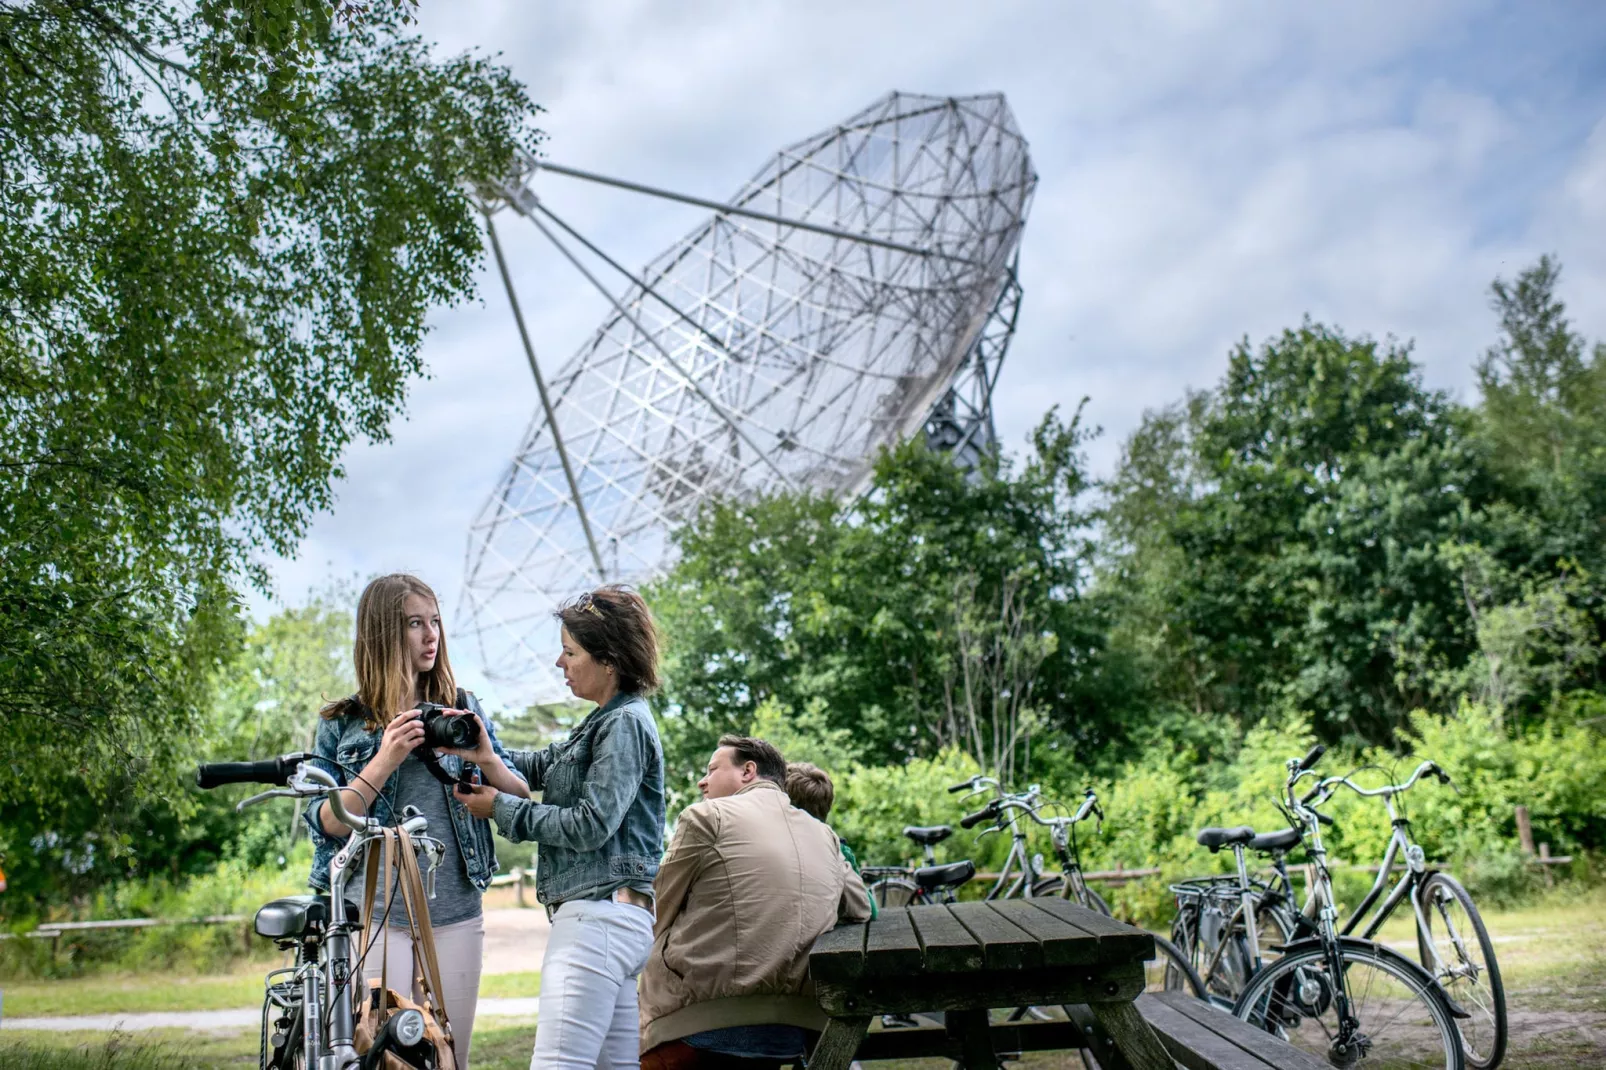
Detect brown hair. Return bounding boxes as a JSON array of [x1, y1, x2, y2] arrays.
[[785, 761, 834, 820], [321, 574, 457, 728], [554, 584, 661, 696], [717, 734, 787, 786]]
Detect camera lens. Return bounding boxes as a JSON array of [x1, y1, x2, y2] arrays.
[[424, 711, 481, 750]]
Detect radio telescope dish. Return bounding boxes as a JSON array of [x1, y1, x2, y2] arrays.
[[462, 91, 1036, 700]]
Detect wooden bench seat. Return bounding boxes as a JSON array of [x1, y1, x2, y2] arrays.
[[1137, 991, 1328, 1070]]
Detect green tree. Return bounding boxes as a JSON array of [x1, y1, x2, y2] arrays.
[[1100, 324, 1486, 744], [650, 407, 1109, 783], [0, 1, 540, 810], [0, 592, 356, 914]]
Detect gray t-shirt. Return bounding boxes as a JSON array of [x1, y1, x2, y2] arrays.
[[362, 752, 482, 929]]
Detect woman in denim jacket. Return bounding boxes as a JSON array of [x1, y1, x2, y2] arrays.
[[449, 585, 666, 1070], [304, 573, 525, 1069]]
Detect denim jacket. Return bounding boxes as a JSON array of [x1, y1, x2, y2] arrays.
[[302, 690, 525, 893], [491, 691, 665, 906]]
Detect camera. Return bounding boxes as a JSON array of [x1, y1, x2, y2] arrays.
[[417, 702, 482, 750]]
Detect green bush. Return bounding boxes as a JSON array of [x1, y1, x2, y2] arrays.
[[1, 848, 311, 979]]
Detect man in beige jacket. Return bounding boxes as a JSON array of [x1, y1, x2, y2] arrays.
[[640, 736, 871, 1070]]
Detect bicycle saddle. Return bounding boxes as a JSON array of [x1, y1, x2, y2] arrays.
[[1196, 826, 1256, 852], [1249, 827, 1302, 853], [913, 859, 976, 890], [903, 825, 954, 846], [254, 894, 362, 940]]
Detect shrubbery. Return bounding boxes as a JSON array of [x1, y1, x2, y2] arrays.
[[818, 700, 1605, 926]]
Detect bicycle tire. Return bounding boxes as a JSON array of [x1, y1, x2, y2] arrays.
[[1233, 938, 1465, 1070], [1419, 871, 1507, 1069], [1148, 932, 1207, 998], [1030, 874, 1112, 916], [869, 876, 926, 909]]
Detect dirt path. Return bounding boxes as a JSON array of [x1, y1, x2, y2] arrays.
[[482, 907, 549, 976]]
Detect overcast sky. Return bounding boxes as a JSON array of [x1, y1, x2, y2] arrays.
[[259, 0, 1606, 707]]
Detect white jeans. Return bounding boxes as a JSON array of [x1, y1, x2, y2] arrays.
[[532, 898, 656, 1070], [363, 913, 485, 1069]]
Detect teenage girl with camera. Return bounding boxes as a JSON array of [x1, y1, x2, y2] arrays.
[[304, 572, 528, 1069]]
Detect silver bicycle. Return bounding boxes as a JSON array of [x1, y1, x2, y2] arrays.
[[1302, 761, 1506, 1069], [196, 752, 445, 1070]]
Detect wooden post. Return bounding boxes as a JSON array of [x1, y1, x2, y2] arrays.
[[1538, 843, 1555, 887], [514, 867, 527, 909], [1515, 805, 1535, 855]]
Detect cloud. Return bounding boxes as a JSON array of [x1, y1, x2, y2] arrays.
[[256, 0, 1606, 707]]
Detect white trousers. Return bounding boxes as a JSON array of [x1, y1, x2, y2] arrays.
[[363, 913, 485, 1069], [532, 898, 656, 1070]]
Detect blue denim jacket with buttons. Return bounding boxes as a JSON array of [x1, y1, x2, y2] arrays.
[[301, 690, 525, 893], [490, 691, 665, 905]]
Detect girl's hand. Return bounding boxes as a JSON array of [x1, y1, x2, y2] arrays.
[[377, 709, 425, 771], [440, 711, 496, 765], [455, 782, 499, 820]]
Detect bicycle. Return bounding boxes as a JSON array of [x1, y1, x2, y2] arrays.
[[1169, 824, 1308, 1007], [1228, 745, 1466, 1069], [861, 781, 982, 908], [956, 783, 1203, 997], [195, 752, 447, 1070], [1299, 760, 1507, 1069]]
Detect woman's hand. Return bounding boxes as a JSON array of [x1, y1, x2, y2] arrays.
[[440, 711, 495, 765], [376, 709, 425, 772], [455, 782, 499, 820]]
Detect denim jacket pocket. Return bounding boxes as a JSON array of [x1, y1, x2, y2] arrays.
[[335, 738, 378, 768]]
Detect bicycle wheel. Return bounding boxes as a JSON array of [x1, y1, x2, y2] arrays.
[[1030, 875, 1112, 916], [1233, 939, 1465, 1069], [1147, 933, 1207, 997], [1419, 872, 1506, 1069], [869, 876, 925, 909]]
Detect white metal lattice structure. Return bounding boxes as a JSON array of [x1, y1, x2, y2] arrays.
[[463, 91, 1036, 699]]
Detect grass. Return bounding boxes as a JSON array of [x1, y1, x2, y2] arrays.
[[4, 889, 1603, 1069], [1, 969, 542, 1019]]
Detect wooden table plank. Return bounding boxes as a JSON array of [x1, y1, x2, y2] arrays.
[[1152, 990, 1328, 1070], [863, 907, 924, 977], [1027, 897, 1154, 964], [988, 898, 1102, 967], [907, 904, 985, 973], [1137, 994, 1274, 1070], [814, 961, 1146, 1017], [947, 900, 1043, 969], [812, 920, 868, 982]]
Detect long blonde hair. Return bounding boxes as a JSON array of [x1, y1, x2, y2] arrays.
[[321, 574, 457, 728]]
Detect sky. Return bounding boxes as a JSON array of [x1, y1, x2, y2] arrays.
[[260, 0, 1606, 707]]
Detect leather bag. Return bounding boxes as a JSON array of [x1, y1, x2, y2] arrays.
[[353, 827, 458, 1070]]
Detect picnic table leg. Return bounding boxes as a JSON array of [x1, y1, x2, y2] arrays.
[[1064, 1004, 1126, 1070], [944, 1008, 1000, 1070], [808, 1015, 870, 1070], [1088, 1000, 1173, 1070]]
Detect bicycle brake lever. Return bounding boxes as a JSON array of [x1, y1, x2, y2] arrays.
[[235, 788, 296, 812]]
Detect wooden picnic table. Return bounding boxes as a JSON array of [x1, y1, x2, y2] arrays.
[[808, 897, 1173, 1070]]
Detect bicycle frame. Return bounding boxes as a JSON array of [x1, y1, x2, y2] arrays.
[[1326, 766, 1467, 986], [238, 763, 439, 1069]]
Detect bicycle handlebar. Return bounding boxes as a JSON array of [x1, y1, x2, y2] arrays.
[[1312, 760, 1450, 801], [196, 754, 310, 790], [948, 779, 975, 794], [960, 801, 999, 829], [1295, 744, 1326, 772]]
